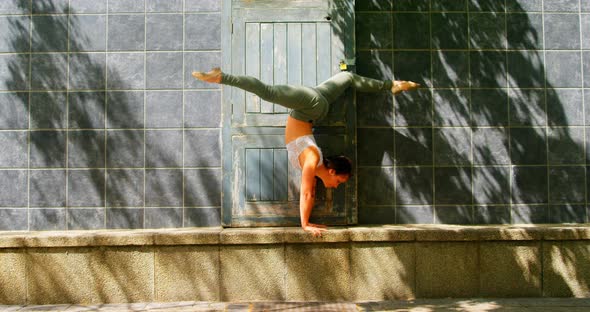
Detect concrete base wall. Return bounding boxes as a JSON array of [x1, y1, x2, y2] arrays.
[[0, 225, 589, 304]]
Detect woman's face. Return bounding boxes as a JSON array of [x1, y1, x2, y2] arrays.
[[323, 173, 350, 189]]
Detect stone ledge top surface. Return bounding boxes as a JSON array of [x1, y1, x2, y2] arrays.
[[0, 224, 588, 248]]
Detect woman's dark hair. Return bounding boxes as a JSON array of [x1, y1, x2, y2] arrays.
[[324, 155, 353, 175]]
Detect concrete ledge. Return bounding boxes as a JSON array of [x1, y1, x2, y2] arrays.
[[1, 225, 589, 248]]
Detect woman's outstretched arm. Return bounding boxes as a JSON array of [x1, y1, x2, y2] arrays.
[[299, 159, 326, 237]]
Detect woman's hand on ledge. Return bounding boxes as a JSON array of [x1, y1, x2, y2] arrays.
[[302, 223, 327, 237]]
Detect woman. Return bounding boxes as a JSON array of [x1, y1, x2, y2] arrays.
[[193, 68, 419, 236]]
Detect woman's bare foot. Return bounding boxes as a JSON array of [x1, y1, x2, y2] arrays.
[[392, 80, 420, 94], [192, 67, 222, 83]]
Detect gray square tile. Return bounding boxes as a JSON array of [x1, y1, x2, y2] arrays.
[[184, 169, 221, 207], [547, 89, 583, 126], [544, 14, 580, 50], [469, 13, 506, 49], [146, 14, 183, 51], [146, 52, 183, 89], [30, 170, 66, 207], [0, 54, 29, 91], [0, 131, 27, 168], [357, 128, 393, 166], [68, 169, 105, 207], [184, 129, 221, 167], [145, 169, 182, 207], [549, 204, 586, 223], [512, 204, 548, 223], [471, 89, 509, 126], [509, 89, 546, 126], [544, 0, 579, 12], [507, 13, 543, 49], [474, 205, 511, 224], [434, 128, 472, 166], [145, 208, 182, 228], [584, 52, 590, 88], [393, 13, 430, 49], [583, 1, 590, 11], [507, 0, 542, 11], [432, 51, 469, 88], [33, 0, 69, 13], [394, 127, 433, 165], [68, 208, 105, 230], [68, 92, 106, 129], [0, 209, 27, 231], [434, 167, 472, 205], [431, 13, 468, 49], [507, 51, 544, 88], [184, 52, 221, 89], [185, 0, 221, 12], [184, 90, 221, 128], [31, 53, 67, 90], [146, 91, 182, 128], [185, 13, 222, 50], [147, 0, 182, 12], [582, 14, 590, 49], [393, 0, 429, 11], [469, 0, 506, 11], [30, 92, 66, 129], [30, 131, 66, 168], [393, 51, 431, 87], [107, 53, 145, 90], [358, 206, 395, 224], [358, 92, 393, 126], [356, 0, 392, 11], [0, 0, 30, 14], [587, 91, 590, 125], [32, 15, 68, 52], [358, 167, 395, 205], [184, 207, 221, 227], [0, 16, 30, 52], [394, 89, 432, 127], [107, 130, 144, 168], [473, 166, 511, 204], [107, 169, 144, 207], [0, 92, 28, 129], [69, 53, 106, 90], [0, 170, 27, 207], [470, 51, 507, 88], [395, 166, 433, 205], [433, 89, 470, 126], [107, 208, 143, 229], [396, 205, 434, 224], [511, 166, 548, 204], [107, 91, 144, 128], [108, 15, 145, 51], [510, 127, 547, 165], [549, 166, 585, 203], [356, 13, 392, 49], [356, 50, 393, 81], [431, 0, 466, 11], [108, 0, 145, 13], [435, 205, 473, 225], [473, 127, 510, 165], [68, 130, 106, 168], [69, 15, 107, 51], [70, 0, 107, 13], [146, 130, 182, 168], [545, 51, 582, 88], [30, 209, 66, 231]]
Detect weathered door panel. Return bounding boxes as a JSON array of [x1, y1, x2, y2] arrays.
[[222, 0, 355, 227]]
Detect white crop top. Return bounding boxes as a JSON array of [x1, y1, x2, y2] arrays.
[[285, 135, 323, 170]]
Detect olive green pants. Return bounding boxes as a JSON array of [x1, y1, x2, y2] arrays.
[[221, 72, 393, 123]]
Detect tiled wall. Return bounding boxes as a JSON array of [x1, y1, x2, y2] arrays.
[[356, 0, 590, 224], [0, 0, 222, 230]]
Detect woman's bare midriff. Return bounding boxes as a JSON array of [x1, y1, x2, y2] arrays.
[[285, 116, 313, 144]]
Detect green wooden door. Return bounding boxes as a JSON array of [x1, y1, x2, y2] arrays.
[[221, 0, 356, 227]]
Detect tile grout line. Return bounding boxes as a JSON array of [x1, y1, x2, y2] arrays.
[[579, 0, 588, 223], [182, 0, 186, 228], [541, 0, 550, 223], [26, 0, 33, 232], [64, 0, 72, 231], [143, 0, 147, 230], [104, 0, 110, 230]]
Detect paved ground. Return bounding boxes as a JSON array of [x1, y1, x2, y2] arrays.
[[2, 298, 590, 312]]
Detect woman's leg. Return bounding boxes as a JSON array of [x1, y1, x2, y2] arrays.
[[314, 72, 393, 104]]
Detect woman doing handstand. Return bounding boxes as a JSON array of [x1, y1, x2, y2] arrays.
[[192, 68, 419, 236]]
